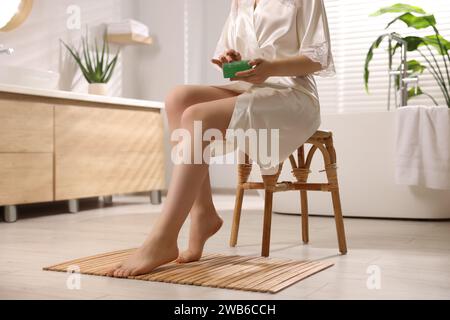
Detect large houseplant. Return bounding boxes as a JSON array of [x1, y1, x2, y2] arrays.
[[62, 33, 119, 95], [365, 3, 450, 190], [364, 3, 450, 107]]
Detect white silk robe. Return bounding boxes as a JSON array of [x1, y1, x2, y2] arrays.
[[211, 0, 335, 172]]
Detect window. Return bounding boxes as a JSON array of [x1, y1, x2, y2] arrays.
[[319, 0, 450, 113]]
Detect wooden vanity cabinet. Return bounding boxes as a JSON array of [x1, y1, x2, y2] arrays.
[[0, 92, 165, 211]]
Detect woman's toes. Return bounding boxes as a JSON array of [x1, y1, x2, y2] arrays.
[[122, 269, 132, 278], [119, 269, 127, 278], [107, 264, 121, 277], [114, 268, 123, 278]]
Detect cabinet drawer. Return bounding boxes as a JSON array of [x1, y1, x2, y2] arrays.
[[0, 153, 54, 206], [55, 105, 166, 200], [0, 99, 54, 153]]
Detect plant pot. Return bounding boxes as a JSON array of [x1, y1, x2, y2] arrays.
[[88, 83, 109, 96], [395, 105, 450, 190]]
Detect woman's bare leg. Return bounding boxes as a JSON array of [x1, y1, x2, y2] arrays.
[[108, 96, 238, 277], [165, 85, 240, 263]]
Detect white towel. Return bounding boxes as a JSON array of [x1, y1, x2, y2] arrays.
[[107, 19, 149, 37], [395, 105, 450, 190]]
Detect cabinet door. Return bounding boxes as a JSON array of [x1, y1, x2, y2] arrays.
[[0, 98, 54, 153], [0, 97, 54, 206], [55, 105, 166, 200], [0, 154, 53, 206]]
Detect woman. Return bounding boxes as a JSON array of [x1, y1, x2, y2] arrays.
[[109, 0, 335, 278]]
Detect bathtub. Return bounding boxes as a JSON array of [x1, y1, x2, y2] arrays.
[[252, 110, 450, 220]]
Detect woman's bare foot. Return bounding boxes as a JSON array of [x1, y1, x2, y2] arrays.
[[107, 236, 179, 278], [177, 209, 223, 263]]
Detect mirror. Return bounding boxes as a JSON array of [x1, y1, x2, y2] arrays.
[[0, 0, 33, 32]]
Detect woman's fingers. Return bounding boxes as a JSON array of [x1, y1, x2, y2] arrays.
[[249, 58, 264, 67], [213, 50, 243, 69], [230, 75, 261, 84], [235, 68, 256, 77], [226, 49, 238, 56], [212, 50, 243, 66], [211, 59, 223, 68], [220, 55, 228, 65], [225, 49, 242, 62]]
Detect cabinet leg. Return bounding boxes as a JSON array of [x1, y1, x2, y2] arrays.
[[4, 206, 18, 223], [68, 199, 79, 213], [150, 191, 162, 205], [102, 196, 113, 205]]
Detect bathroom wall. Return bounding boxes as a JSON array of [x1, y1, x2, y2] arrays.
[[133, 0, 185, 101], [129, 0, 230, 99], [0, 0, 137, 97]]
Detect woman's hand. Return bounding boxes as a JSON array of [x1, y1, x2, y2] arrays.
[[231, 58, 273, 84], [211, 49, 242, 69]]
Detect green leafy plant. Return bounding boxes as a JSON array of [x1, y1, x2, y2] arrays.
[[61, 33, 119, 84], [365, 3, 450, 107]]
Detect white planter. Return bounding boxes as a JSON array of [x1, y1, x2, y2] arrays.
[[395, 105, 450, 190], [88, 83, 109, 96]]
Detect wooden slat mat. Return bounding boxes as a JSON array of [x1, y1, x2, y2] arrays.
[[44, 249, 333, 294]]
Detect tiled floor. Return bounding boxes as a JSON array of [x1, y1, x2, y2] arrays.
[[0, 194, 449, 300]]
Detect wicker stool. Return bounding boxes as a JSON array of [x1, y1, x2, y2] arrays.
[[230, 130, 348, 257]]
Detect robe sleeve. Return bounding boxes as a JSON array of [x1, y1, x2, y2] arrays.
[[297, 0, 335, 77]]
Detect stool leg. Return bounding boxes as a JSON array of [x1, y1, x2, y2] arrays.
[[331, 187, 347, 255], [296, 146, 310, 244], [230, 161, 252, 248], [260, 166, 282, 258], [324, 138, 347, 255], [230, 186, 244, 247], [326, 158, 347, 254], [300, 190, 309, 244], [261, 189, 274, 257]]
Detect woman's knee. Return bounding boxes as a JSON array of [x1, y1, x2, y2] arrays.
[[181, 102, 220, 131], [180, 103, 209, 130], [165, 85, 194, 117]]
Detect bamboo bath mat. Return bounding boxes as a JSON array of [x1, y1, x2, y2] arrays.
[[44, 249, 334, 294]]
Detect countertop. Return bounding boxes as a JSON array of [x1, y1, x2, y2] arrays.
[[0, 83, 164, 110]]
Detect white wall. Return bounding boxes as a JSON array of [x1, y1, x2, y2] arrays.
[[203, 0, 230, 85], [0, 0, 137, 97], [134, 0, 185, 101]]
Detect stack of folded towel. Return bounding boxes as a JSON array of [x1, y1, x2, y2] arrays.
[[395, 105, 450, 190], [107, 19, 149, 38]]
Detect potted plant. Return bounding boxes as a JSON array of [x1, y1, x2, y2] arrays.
[[365, 3, 450, 190], [365, 3, 450, 106], [62, 33, 119, 95]]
